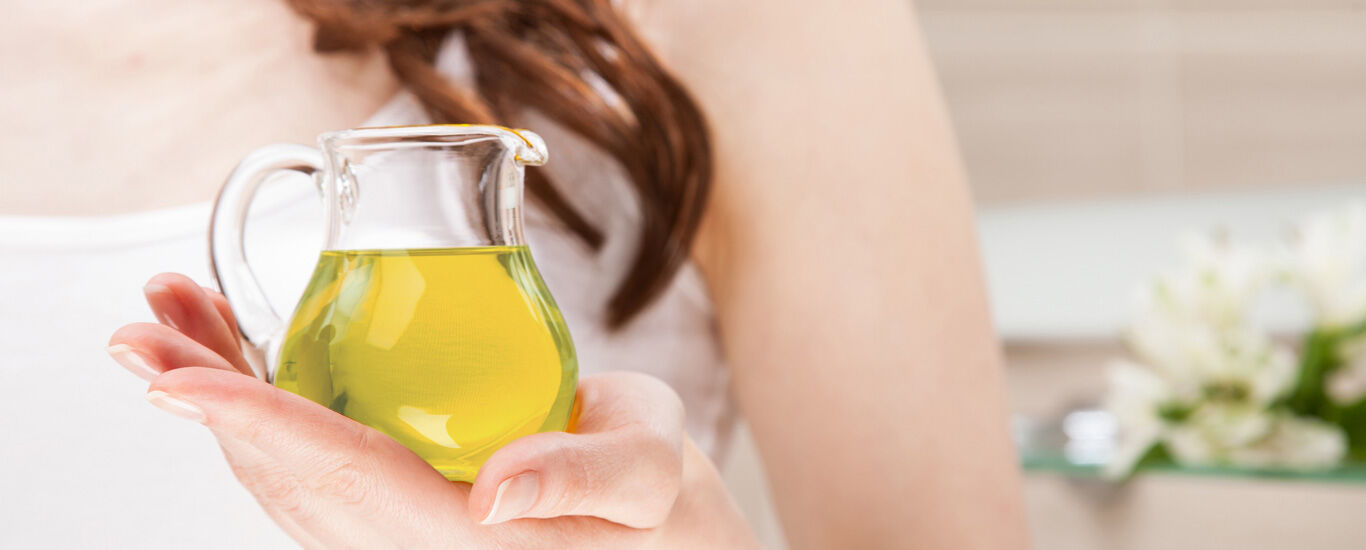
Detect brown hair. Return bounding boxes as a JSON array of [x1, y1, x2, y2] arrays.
[[284, 0, 713, 328]]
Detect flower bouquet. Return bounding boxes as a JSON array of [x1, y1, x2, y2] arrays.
[[1106, 204, 1366, 478]]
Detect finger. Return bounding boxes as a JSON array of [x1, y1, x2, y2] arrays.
[[202, 286, 265, 379], [469, 372, 685, 528], [107, 323, 241, 381], [146, 367, 466, 513], [148, 367, 473, 547], [202, 285, 244, 348], [143, 273, 252, 376]]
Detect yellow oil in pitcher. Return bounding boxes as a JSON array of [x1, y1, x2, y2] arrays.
[[274, 245, 578, 482]]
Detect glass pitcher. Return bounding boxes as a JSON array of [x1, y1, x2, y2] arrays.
[[209, 125, 578, 482]]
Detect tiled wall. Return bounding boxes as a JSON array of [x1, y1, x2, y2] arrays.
[[917, 0, 1366, 204]]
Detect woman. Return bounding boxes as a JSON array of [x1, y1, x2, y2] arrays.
[[4, 0, 1026, 547]]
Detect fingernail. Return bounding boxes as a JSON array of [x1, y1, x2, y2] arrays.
[[154, 313, 179, 330], [482, 472, 539, 525], [107, 344, 160, 382], [145, 390, 205, 423], [143, 283, 180, 329], [144, 283, 172, 297]]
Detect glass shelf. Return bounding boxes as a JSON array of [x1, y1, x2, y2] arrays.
[[1016, 407, 1366, 483]]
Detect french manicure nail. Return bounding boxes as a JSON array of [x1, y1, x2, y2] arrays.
[[155, 314, 179, 330], [107, 344, 160, 382], [145, 390, 205, 423], [482, 472, 540, 525], [143, 283, 180, 329]]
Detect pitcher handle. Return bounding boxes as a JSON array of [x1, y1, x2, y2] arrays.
[[209, 144, 325, 381]]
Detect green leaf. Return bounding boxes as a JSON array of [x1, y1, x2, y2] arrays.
[[1286, 328, 1341, 417], [1134, 443, 1175, 471]]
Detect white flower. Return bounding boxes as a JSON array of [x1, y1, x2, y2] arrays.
[[1102, 360, 1171, 478], [1145, 233, 1272, 329], [1327, 333, 1366, 405], [1229, 414, 1344, 469], [1103, 232, 1333, 476], [1141, 404, 1346, 471], [1127, 318, 1296, 405], [1164, 404, 1275, 464], [1126, 234, 1281, 389], [1105, 354, 1317, 477], [1288, 202, 1366, 327], [1227, 414, 1347, 470]]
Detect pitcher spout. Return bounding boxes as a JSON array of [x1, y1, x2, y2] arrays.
[[508, 129, 549, 167]]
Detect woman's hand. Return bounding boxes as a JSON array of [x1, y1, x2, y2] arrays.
[[107, 273, 757, 549]]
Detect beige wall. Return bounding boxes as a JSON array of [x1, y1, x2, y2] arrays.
[[917, 0, 1366, 204]]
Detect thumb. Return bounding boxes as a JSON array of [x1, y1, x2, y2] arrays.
[[468, 373, 686, 528], [146, 367, 458, 506]]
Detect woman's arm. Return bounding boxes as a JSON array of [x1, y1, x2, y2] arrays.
[[632, 1, 1029, 547]]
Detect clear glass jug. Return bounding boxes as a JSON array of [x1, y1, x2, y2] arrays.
[[209, 125, 578, 482]]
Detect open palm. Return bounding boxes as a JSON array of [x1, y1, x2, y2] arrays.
[[106, 273, 754, 549]]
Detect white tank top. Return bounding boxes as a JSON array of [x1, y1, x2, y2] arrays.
[[0, 37, 733, 549]]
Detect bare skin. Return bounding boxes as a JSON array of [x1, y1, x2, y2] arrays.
[[634, 1, 1030, 547], [0, 0, 396, 215], [108, 274, 757, 548], [9, 0, 1029, 547]]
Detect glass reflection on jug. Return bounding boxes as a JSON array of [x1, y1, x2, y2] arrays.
[[209, 125, 578, 482]]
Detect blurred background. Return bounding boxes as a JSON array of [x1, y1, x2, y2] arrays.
[[727, 1, 1366, 548]]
